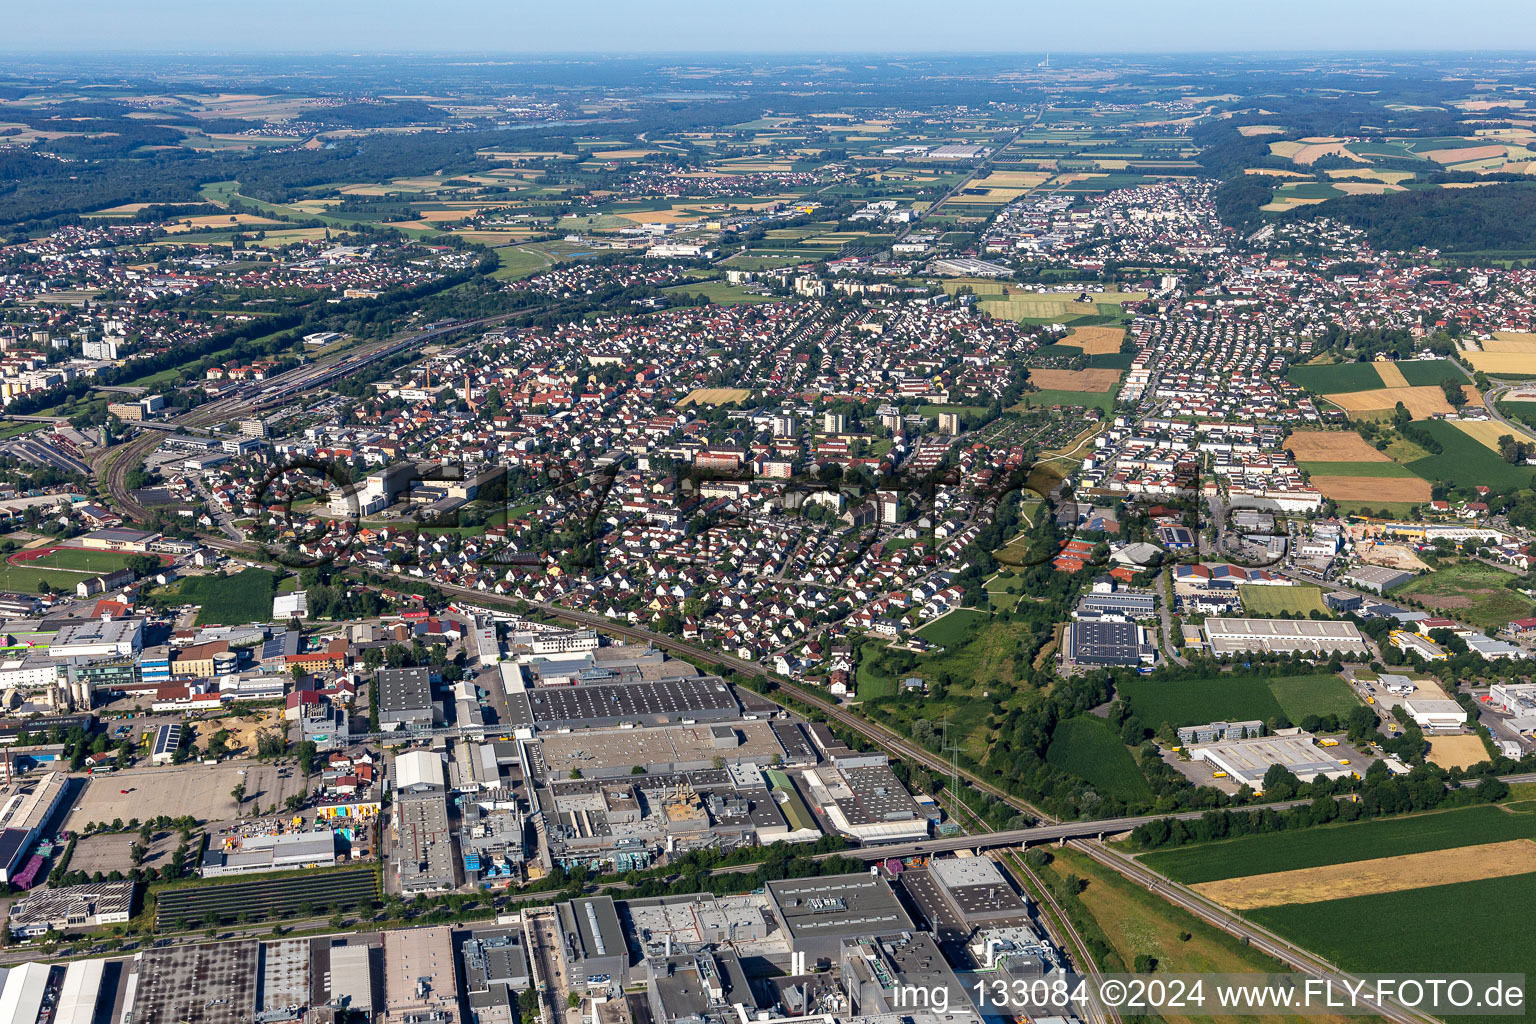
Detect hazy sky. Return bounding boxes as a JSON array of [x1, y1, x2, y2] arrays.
[[10, 0, 1536, 54]]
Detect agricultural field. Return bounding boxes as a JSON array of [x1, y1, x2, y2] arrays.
[[1284, 430, 1392, 463], [1119, 673, 1356, 730], [1397, 558, 1534, 630], [1306, 465, 1431, 504], [1453, 418, 1536, 451], [175, 568, 282, 625], [1286, 361, 1392, 394], [1323, 384, 1470, 420], [1406, 419, 1536, 490], [1141, 803, 1536, 883], [1026, 368, 1123, 393], [1238, 584, 1329, 617], [1032, 846, 1362, 1024], [1045, 716, 1152, 802], [1394, 359, 1471, 387], [1010, 389, 1118, 414], [676, 387, 751, 407]]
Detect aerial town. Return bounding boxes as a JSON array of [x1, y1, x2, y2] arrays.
[[0, 24, 1533, 1024]]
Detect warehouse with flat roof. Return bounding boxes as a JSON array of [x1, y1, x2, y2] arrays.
[[1189, 733, 1354, 788], [1203, 617, 1369, 656], [513, 676, 739, 730], [765, 873, 915, 957]]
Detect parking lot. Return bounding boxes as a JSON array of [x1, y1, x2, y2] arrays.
[[69, 828, 187, 877], [64, 762, 310, 830]]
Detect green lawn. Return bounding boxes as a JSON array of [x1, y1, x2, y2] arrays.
[[855, 640, 897, 700], [178, 568, 282, 625], [0, 422, 44, 441], [661, 280, 775, 305], [913, 608, 989, 648], [1045, 716, 1152, 802], [1398, 558, 1534, 630], [491, 245, 551, 281], [1408, 419, 1536, 491], [1238, 584, 1330, 616], [1120, 675, 1285, 731], [1286, 361, 1389, 394], [0, 563, 101, 595], [1141, 802, 1536, 883]]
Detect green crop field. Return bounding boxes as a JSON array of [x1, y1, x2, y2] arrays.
[[1267, 673, 1361, 720], [1045, 716, 1152, 802], [1239, 584, 1330, 616], [1119, 673, 1356, 730], [178, 568, 281, 625], [1286, 361, 1390, 394], [1142, 803, 1536, 883], [1408, 419, 1536, 491], [1295, 460, 1424, 478], [913, 608, 989, 648], [1395, 358, 1470, 386], [1398, 558, 1534, 631], [1011, 389, 1117, 414], [1251, 872, 1536, 1018]]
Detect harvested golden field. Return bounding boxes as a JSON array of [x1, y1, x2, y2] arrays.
[[1422, 144, 1507, 165], [1335, 182, 1404, 195], [1324, 385, 1473, 419], [973, 170, 1051, 188], [1373, 361, 1410, 387], [1060, 325, 1126, 355], [592, 149, 659, 159], [1243, 167, 1311, 177], [1284, 430, 1392, 462], [1028, 368, 1123, 393], [1453, 419, 1535, 451], [1311, 475, 1432, 502], [1193, 840, 1536, 909], [1489, 330, 1536, 348], [619, 209, 706, 225], [1463, 351, 1536, 374], [1428, 734, 1493, 770], [1326, 168, 1416, 184], [164, 214, 286, 233], [1237, 125, 1285, 136], [677, 387, 750, 407]]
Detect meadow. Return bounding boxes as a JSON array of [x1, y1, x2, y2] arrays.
[[1118, 673, 1356, 730], [1397, 559, 1534, 630], [1286, 361, 1390, 394], [175, 568, 282, 625], [1044, 716, 1153, 802]]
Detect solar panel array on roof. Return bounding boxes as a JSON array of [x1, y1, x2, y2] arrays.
[[524, 677, 737, 727]]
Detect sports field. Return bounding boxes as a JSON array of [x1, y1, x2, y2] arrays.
[[9, 547, 138, 573]]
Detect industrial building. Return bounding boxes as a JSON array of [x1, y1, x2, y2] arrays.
[[7, 880, 136, 936], [150, 722, 182, 765], [47, 618, 144, 658], [765, 874, 915, 957], [1202, 617, 1369, 656], [1177, 720, 1265, 746], [393, 787, 456, 893], [128, 940, 261, 1024], [200, 830, 337, 877], [841, 931, 982, 1024], [377, 665, 438, 730], [384, 926, 459, 1024], [1063, 619, 1157, 667], [326, 943, 375, 1018], [555, 895, 629, 994], [464, 929, 531, 1024], [0, 963, 52, 1024], [1339, 564, 1416, 594], [0, 772, 69, 884], [800, 754, 929, 844], [511, 676, 740, 730], [1188, 733, 1355, 788]]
